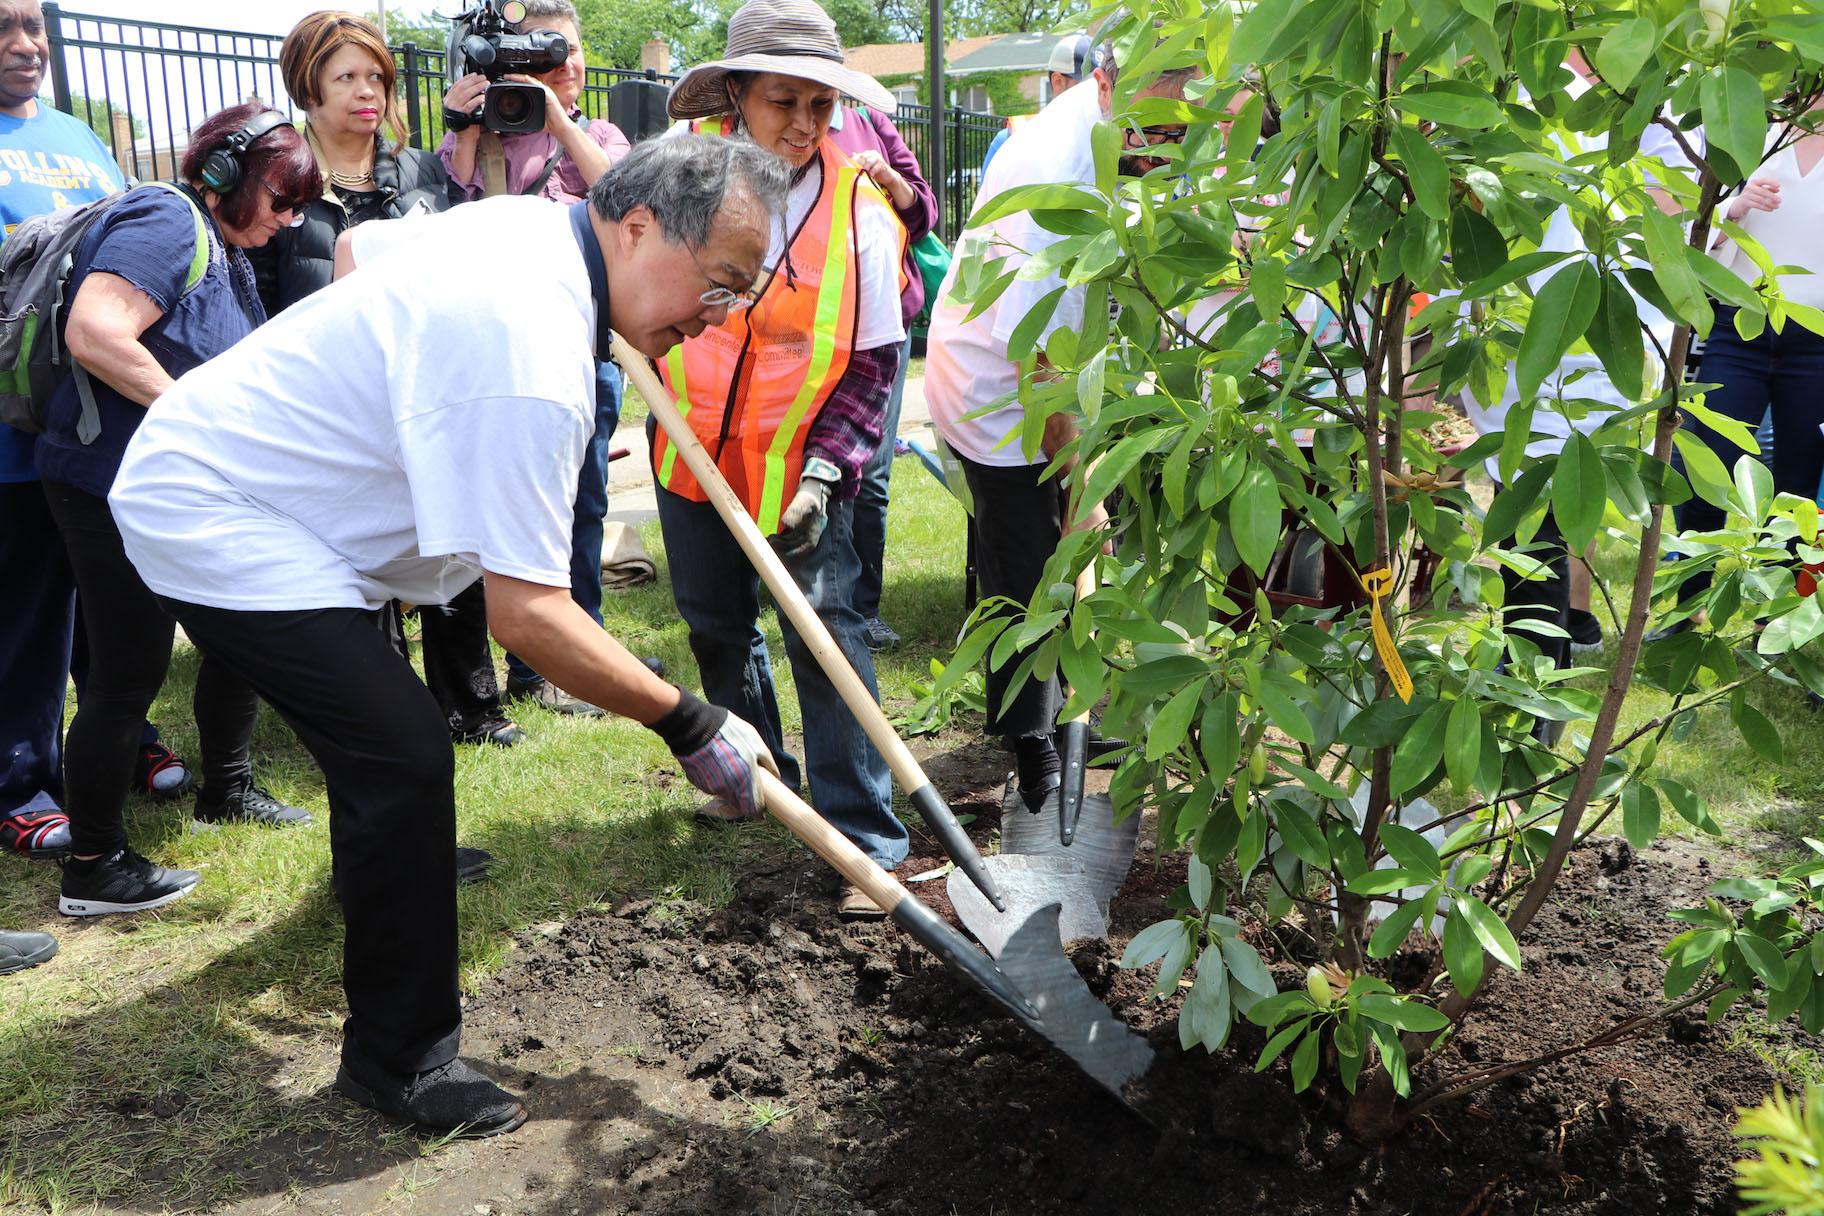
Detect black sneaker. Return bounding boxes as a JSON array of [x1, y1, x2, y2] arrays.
[[456, 846, 493, 885], [58, 848, 200, 917], [452, 716, 525, 747], [195, 785, 313, 827], [335, 1053, 527, 1138]]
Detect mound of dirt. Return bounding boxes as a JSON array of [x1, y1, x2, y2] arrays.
[[458, 822, 1783, 1216]]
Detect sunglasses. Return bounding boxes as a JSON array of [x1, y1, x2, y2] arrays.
[[263, 181, 308, 227]]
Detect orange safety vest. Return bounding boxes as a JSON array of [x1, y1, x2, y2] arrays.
[[654, 122, 905, 533]]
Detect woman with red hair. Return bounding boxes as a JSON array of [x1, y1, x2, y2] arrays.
[[39, 100, 318, 918]]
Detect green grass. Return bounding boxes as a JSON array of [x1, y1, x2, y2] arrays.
[[4, 447, 1823, 1208], [0, 464, 970, 1212]]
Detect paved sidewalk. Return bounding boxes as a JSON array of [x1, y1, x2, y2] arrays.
[[605, 369, 939, 528]]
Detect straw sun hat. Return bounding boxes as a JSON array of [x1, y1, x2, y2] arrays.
[[667, 0, 898, 120]]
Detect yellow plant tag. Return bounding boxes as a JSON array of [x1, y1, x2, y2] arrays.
[[1361, 568, 1414, 703]]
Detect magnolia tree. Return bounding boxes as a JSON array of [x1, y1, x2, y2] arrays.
[[931, 0, 1824, 1140]]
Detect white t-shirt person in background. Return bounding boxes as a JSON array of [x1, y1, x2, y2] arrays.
[[921, 50, 1194, 814], [107, 136, 787, 1140]]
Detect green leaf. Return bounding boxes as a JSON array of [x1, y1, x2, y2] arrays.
[[1200, 693, 1243, 781], [1230, 464, 1282, 577], [1390, 123, 1450, 222], [1290, 1026, 1321, 1091], [1397, 81, 1505, 128], [1583, 271, 1646, 403], [1622, 782, 1661, 851], [1594, 16, 1657, 89], [1147, 681, 1205, 762], [1390, 702, 1449, 796], [1457, 894, 1522, 971], [1257, 671, 1315, 745], [1736, 933, 1791, 992], [1700, 66, 1768, 188], [1251, 256, 1286, 318], [1370, 1021, 1412, 1096], [1516, 261, 1603, 400], [1449, 207, 1506, 283], [1444, 694, 1481, 793], [1482, 462, 1551, 546], [1731, 694, 1784, 764], [1005, 286, 1067, 362], [1347, 869, 1429, 896], [1642, 196, 1712, 334], [1552, 431, 1608, 553], [1379, 823, 1443, 882], [1355, 994, 1450, 1032], [1220, 936, 1277, 998], [1188, 853, 1212, 912], [1672, 430, 1733, 510], [1121, 918, 1188, 970], [1367, 892, 1433, 958]]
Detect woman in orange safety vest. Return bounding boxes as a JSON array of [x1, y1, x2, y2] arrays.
[[652, 0, 912, 921]]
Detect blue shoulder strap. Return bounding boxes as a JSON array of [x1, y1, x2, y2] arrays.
[[568, 200, 610, 359]]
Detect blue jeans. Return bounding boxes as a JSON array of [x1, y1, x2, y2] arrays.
[[851, 334, 912, 621], [506, 360, 623, 686], [654, 482, 906, 869], [1672, 307, 1824, 596]]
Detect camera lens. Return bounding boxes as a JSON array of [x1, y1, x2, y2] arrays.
[[494, 89, 528, 125]]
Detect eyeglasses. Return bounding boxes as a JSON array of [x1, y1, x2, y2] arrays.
[[263, 181, 307, 227], [688, 244, 758, 311], [1128, 124, 1188, 146]]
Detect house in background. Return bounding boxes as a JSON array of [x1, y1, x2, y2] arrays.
[[844, 30, 1088, 116]]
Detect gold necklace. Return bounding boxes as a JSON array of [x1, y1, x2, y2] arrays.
[[328, 164, 374, 188]]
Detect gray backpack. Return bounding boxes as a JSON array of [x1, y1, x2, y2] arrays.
[[0, 181, 209, 443]]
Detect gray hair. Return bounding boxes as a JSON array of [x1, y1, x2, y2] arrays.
[[1099, 41, 1198, 92], [589, 134, 789, 248], [510, 0, 581, 31]]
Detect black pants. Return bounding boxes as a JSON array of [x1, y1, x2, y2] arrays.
[[1501, 501, 1571, 672], [956, 454, 1068, 740], [42, 481, 258, 857], [394, 580, 503, 735], [161, 597, 461, 1076]]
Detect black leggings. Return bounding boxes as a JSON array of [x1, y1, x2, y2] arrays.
[[42, 480, 259, 857]]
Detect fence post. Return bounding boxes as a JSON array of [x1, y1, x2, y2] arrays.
[[43, 2, 71, 114], [926, 0, 945, 240], [402, 42, 422, 149]]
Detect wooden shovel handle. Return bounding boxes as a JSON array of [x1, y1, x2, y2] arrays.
[[759, 770, 905, 913], [613, 335, 924, 789]]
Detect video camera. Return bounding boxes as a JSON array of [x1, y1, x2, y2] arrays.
[[445, 0, 568, 135]]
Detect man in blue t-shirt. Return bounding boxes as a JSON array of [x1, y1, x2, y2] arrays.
[[0, 0, 126, 861]]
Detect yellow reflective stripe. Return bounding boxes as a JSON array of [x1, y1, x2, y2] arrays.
[[657, 345, 690, 486], [756, 166, 855, 534]]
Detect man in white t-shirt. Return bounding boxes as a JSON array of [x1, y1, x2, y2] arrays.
[[923, 47, 1194, 811], [108, 135, 788, 1139]]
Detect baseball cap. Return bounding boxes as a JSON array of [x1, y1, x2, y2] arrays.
[[1046, 33, 1096, 80]]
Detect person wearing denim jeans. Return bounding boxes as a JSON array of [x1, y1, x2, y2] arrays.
[[655, 482, 906, 872]]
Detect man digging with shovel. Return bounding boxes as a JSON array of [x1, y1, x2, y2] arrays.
[[106, 135, 787, 1139]]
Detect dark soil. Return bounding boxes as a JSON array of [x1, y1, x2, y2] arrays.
[[438, 743, 1787, 1216]]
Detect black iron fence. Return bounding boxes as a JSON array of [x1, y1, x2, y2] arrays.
[[41, 3, 1004, 235]]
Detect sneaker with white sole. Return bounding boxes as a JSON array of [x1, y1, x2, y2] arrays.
[[58, 848, 200, 917], [195, 785, 313, 827]]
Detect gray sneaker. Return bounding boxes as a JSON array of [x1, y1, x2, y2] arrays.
[[862, 617, 901, 652], [0, 929, 57, 974], [505, 677, 605, 717], [195, 785, 313, 827]]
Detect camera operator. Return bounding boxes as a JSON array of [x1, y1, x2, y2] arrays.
[[437, 0, 643, 716], [108, 135, 788, 1137]]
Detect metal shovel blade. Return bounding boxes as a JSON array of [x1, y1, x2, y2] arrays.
[[995, 903, 1155, 1099], [948, 854, 1108, 959], [1000, 780, 1139, 905]]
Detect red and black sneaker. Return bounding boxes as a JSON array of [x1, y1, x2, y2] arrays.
[[131, 742, 195, 801], [1, 807, 72, 859]]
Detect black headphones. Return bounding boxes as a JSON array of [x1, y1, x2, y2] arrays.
[[198, 109, 290, 195]]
